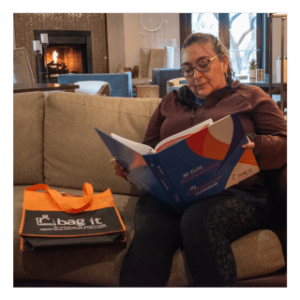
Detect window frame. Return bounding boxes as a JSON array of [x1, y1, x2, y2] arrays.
[[179, 13, 268, 73]]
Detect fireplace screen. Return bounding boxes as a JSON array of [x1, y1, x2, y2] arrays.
[[44, 45, 85, 79]]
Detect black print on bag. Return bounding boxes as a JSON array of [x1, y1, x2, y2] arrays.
[[22, 207, 123, 236]]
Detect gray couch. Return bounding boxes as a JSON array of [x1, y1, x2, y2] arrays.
[[14, 91, 286, 287]]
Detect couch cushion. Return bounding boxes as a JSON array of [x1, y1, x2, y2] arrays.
[[13, 92, 45, 184], [44, 92, 161, 195], [231, 229, 285, 280]]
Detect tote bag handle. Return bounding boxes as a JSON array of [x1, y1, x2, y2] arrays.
[[26, 183, 94, 213]]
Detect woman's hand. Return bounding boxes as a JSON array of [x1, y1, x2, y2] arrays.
[[241, 136, 255, 149], [111, 159, 129, 179]]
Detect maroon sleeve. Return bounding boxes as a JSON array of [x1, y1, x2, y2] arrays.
[[249, 87, 287, 170]]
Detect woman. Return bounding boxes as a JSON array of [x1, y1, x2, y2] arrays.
[[112, 33, 287, 287]]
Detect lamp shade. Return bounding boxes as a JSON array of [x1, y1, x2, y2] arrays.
[[33, 40, 42, 52], [40, 33, 48, 44]]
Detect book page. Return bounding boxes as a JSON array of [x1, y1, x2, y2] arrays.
[[154, 118, 213, 152], [111, 133, 155, 155]]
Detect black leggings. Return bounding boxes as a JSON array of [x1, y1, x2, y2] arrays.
[[119, 188, 271, 287]]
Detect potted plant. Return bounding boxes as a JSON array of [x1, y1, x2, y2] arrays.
[[249, 59, 257, 79]]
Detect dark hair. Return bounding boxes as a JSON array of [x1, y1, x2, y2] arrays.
[[181, 32, 233, 86]]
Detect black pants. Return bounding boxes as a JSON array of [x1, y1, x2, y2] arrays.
[[119, 188, 271, 287]]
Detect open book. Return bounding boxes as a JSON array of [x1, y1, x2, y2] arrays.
[[111, 118, 213, 155], [95, 113, 259, 211]]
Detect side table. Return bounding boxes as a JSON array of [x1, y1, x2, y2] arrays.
[[13, 83, 80, 94]]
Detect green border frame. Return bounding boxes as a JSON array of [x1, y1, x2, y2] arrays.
[[8, 0, 300, 299]]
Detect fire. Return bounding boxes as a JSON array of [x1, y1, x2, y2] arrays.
[[52, 51, 58, 63]]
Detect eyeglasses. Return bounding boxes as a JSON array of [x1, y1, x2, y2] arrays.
[[180, 54, 220, 77]]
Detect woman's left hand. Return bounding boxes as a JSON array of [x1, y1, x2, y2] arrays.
[[241, 136, 255, 149]]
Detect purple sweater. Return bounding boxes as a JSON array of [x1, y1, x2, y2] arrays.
[[143, 84, 286, 192]]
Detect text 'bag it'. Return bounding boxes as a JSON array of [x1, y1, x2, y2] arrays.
[[19, 183, 126, 251]]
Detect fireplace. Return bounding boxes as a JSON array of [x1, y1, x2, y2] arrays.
[[34, 30, 93, 83]]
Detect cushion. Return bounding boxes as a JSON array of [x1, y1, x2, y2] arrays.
[[116, 65, 124, 73], [138, 47, 151, 78], [148, 48, 167, 78], [167, 77, 187, 87], [13, 92, 45, 184], [231, 229, 285, 280], [132, 78, 152, 86], [43, 92, 161, 195], [73, 81, 110, 96]]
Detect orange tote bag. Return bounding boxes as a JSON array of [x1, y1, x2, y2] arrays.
[[19, 183, 126, 251]]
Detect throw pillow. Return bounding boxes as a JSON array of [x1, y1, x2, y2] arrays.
[[116, 65, 124, 74], [138, 47, 151, 78], [147, 48, 167, 78]]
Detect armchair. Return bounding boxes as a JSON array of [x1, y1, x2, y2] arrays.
[[152, 68, 182, 98], [166, 77, 187, 95], [58, 72, 132, 97]]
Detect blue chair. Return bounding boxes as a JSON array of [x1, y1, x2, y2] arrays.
[[152, 68, 182, 98], [58, 72, 133, 97]]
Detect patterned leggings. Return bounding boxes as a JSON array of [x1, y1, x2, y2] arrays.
[[119, 188, 271, 287]]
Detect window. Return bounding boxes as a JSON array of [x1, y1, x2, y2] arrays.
[[192, 13, 218, 37], [180, 13, 267, 78]]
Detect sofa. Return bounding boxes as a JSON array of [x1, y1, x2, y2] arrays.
[[58, 72, 133, 97], [14, 91, 287, 287]]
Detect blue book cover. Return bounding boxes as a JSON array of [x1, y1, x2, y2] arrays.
[[95, 113, 259, 211]]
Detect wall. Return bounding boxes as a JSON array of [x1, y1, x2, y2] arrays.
[[125, 13, 180, 68], [107, 13, 180, 73], [106, 14, 126, 73], [272, 17, 287, 81], [13, 23, 15, 49]]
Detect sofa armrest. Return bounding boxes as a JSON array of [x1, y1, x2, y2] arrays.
[[264, 164, 287, 231], [263, 164, 287, 263]]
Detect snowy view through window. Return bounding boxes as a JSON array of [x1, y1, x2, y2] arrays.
[[192, 13, 257, 78]]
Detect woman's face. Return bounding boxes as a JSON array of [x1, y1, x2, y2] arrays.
[[181, 42, 229, 98]]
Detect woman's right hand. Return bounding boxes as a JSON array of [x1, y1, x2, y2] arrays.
[[111, 159, 129, 179]]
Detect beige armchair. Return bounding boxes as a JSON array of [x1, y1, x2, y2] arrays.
[[13, 47, 35, 84], [132, 46, 174, 87]]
